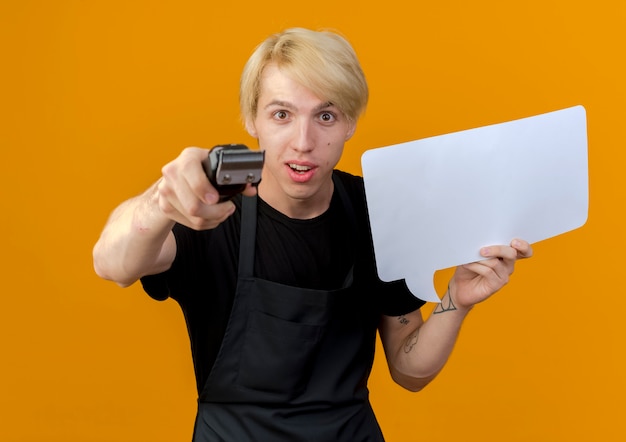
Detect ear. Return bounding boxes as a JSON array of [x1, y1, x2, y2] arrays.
[[245, 118, 258, 139], [345, 122, 357, 141]]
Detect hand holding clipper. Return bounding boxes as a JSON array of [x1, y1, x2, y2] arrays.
[[202, 144, 264, 201]]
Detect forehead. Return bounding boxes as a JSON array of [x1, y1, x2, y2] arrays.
[[258, 64, 326, 108]]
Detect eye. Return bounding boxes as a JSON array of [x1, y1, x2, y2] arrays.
[[273, 110, 289, 120], [319, 112, 336, 123]]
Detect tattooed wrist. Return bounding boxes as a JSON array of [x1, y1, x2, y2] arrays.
[[433, 289, 457, 314]]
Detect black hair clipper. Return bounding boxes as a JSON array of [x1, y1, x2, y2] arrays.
[[202, 144, 264, 201]]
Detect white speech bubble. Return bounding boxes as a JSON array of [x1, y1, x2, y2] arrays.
[[361, 106, 588, 302]]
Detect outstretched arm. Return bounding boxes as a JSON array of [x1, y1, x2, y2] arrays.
[[92, 180, 178, 287], [93, 147, 256, 287], [379, 239, 533, 392]]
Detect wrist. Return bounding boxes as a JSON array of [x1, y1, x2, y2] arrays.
[[447, 279, 475, 314], [134, 180, 176, 233], [442, 282, 473, 315]]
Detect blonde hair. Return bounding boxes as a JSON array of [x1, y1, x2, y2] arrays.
[[240, 28, 368, 123]]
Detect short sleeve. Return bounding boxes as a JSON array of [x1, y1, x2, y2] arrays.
[[377, 279, 426, 317], [140, 272, 171, 301]]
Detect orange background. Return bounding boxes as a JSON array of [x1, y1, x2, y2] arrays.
[[2, 1, 624, 441]]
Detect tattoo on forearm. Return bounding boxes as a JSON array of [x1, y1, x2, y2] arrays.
[[433, 291, 457, 314]]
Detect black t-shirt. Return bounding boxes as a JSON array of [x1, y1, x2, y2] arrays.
[[141, 170, 424, 392]]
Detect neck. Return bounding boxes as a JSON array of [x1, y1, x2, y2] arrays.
[[258, 179, 334, 220]]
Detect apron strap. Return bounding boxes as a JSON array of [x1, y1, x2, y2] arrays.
[[238, 195, 257, 279], [331, 171, 358, 237], [332, 172, 357, 287]]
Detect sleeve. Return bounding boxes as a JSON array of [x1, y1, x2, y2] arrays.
[[338, 169, 426, 316], [140, 272, 171, 301], [139, 211, 239, 304], [139, 223, 201, 302], [377, 279, 426, 317]]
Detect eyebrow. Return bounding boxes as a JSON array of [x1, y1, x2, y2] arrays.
[[264, 100, 335, 112]]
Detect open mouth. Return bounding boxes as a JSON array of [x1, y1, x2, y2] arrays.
[[288, 163, 312, 174]]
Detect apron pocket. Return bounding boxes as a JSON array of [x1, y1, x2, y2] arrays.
[[237, 311, 324, 399]]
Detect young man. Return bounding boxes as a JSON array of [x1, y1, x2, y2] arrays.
[[93, 28, 532, 441]]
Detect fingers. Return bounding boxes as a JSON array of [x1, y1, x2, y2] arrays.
[[452, 239, 533, 306], [469, 238, 533, 283], [463, 258, 510, 284], [511, 238, 534, 259], [162, 147, 217, 204], [480, 245, 517, 261], [158, 184, 235, 230], [480, 239, 533, 261], [157, 147, 237, 230]]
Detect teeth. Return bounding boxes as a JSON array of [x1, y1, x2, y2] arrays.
[[289, 163, 311, 171]]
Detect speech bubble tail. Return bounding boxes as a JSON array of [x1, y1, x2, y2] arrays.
[[404, 274, 442, 303]]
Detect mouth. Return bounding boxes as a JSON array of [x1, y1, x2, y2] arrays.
[[288, 163, 313, 174], [285, 162, 317, 183]]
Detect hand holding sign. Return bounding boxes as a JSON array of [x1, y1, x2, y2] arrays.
[[361, 106, 588, 303]]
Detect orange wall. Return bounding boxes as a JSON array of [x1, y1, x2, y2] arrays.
[[2, 1, 624, 441]]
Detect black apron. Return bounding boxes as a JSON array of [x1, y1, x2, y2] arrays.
[[192, 174, 384, 442]]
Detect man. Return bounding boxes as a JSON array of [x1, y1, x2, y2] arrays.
[[93, 27, 532, 441]]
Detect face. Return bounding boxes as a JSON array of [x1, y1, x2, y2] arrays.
[[245, 63, 356, 218]]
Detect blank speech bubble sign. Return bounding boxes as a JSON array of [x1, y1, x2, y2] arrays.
[[361, 105, 588, 303]]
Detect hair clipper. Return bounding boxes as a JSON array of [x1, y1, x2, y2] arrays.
[[202, 144, 264, 201]]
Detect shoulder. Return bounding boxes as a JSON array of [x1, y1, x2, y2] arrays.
[[333, 169, 366, 207], [333, 169, 364, 189]]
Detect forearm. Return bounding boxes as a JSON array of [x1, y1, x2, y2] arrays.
[[384, 240, 532, 392], [93, 181, 176, 286], [389, 289, 472, 391]]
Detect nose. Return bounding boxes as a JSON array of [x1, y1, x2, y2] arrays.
[[292, 118, 315, 152]]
